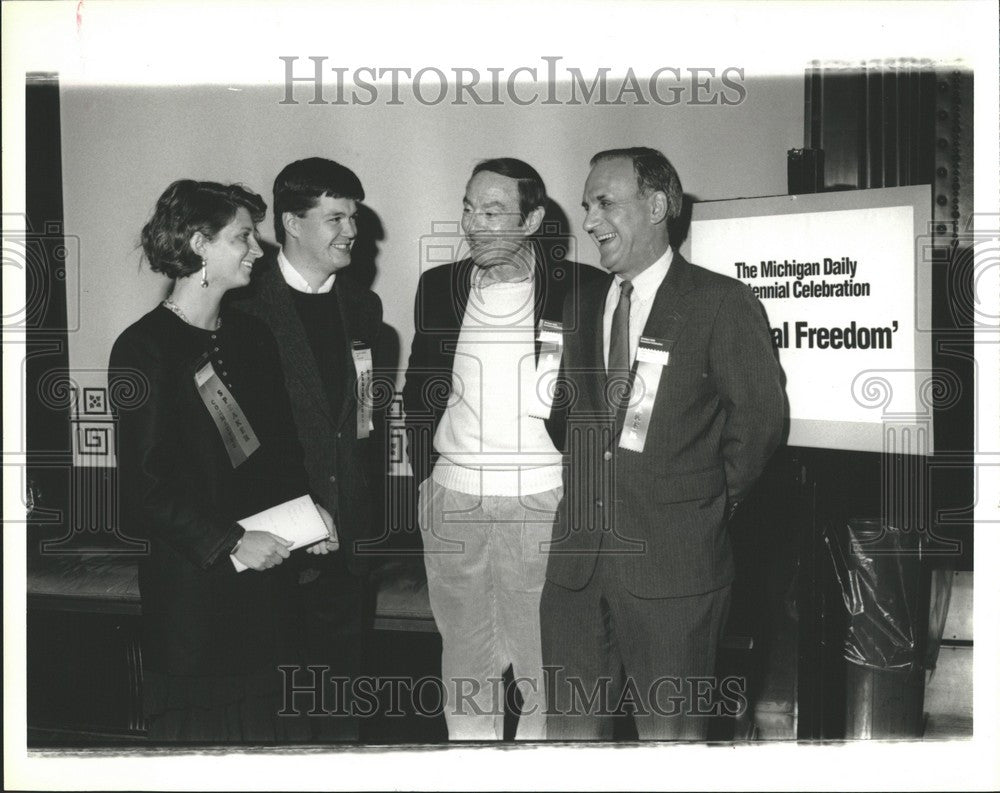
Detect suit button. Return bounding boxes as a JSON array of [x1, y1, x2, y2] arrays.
[[336, 432, 342, 439], [329, 475, 337, 483], [595, 499, 604, 508], [603, 451, 613, 461]]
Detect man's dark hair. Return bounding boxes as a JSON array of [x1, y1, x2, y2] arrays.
[[272, 157, 365, 244], [590, 147, 683, 220], [471, 157, 547, 220]]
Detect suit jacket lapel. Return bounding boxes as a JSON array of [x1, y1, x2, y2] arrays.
[[441, 259, 474, 364], [533, 256, 545, 364], [257, 263, 334, 427], [612, 252, 695, 437], [587, 273, 614, 413], [334, 278, 360, 432], [453, 258, 474, 325], [335, 273, 388, 432], [639, 252, 694, 345], [533, 245, 571, 364]]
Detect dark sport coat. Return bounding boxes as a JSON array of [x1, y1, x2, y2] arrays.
[[230, 251, 383, 571]]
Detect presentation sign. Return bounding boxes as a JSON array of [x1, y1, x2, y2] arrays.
[[690, 186, 933, 454]]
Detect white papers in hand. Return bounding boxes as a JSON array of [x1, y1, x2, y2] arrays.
[[231, 494, 329, 572]]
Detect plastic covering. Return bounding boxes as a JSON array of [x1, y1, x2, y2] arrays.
[[824, 519, 948, 673]]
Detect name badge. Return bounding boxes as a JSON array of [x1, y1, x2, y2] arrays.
[[352, 340, 374, 440], [619, 336, 670, 453], [530, 320, 564, 420], [194, 359, 260, 467]]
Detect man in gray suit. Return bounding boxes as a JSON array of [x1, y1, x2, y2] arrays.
[[541, 147, 785, 739], [231, 157, 383, 741]]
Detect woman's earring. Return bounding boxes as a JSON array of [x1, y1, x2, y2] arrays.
[[200, 258, 209, 288]]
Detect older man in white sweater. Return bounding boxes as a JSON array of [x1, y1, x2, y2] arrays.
[[404, 158, 595, 740]]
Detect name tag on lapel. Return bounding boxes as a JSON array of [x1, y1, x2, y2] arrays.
[[351, 340, 375, 439], [619, 336, 671, 453], [194, 358, 260, 467]]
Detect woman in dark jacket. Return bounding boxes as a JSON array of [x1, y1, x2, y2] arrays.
[[109, 180, 336, 742]]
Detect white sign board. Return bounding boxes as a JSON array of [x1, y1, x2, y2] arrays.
[[691, 186, 933, 454]]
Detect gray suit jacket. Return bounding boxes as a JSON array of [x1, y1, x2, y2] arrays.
[[547, 253, 786, 598], [229, 252, 383, 572]]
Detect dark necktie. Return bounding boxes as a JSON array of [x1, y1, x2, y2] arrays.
[[608, 279, 634, 391]]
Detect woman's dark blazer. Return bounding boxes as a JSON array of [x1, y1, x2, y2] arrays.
[[109, 305, 309, 675]]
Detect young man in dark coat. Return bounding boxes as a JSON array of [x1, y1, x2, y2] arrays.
[[230, 157, 383, 741]]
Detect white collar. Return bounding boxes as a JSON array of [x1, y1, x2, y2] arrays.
[[615, 247, 672, 301], [277, 248, 336, 294]]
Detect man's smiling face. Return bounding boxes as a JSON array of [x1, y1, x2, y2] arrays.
[[581, 156, 660, 280], [461, 169, 534, 270], [287, 192, 358, 280]]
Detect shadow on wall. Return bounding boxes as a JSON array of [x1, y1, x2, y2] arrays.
[[349, 203, 401, 378], [542, 197, 573, 240], [349, 203, 383, 293], [673, 193, 696, 250], [538, 197, 580, 269]]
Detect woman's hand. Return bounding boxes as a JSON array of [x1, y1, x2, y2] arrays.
[[234, 531, 293, 570], [305, 504, 340, 555]]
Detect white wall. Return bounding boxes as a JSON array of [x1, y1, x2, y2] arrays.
[[61, 77, 803, 387]]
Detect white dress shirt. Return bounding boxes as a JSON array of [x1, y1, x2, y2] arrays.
[[277, 248, 336, 294], [602, 247, 673, 369]]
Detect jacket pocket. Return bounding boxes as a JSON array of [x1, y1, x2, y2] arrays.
[[653, 467, 726, 504]]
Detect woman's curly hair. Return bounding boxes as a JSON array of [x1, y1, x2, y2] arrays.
[[140, 180, 266, 279]]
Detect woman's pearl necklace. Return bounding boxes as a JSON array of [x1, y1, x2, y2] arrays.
[[162, 298, 221, 330]]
